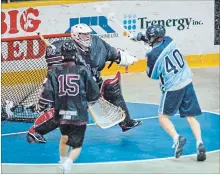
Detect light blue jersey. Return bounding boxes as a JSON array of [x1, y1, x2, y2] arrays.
[[146, 36, 192, 92]]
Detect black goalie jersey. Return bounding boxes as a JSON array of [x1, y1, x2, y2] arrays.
[[39, 62, 100, 124]]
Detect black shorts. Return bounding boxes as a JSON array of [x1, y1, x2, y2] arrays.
[[59, 124, 87, 148]]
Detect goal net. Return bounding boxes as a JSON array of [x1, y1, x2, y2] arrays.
[[1, 33, 71, 122]]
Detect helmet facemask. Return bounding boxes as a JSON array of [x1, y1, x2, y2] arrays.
[[146, 33, 160, 47], [71, 24, 92, 52]]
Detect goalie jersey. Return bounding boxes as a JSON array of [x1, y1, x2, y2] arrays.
[[76, 35, 119, 86], [39, 62, 100, 124], [146, 36, 192, 92]]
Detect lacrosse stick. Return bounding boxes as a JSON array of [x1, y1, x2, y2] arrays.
[[37, 32, 50, 46], [94, 5, 150, 51]]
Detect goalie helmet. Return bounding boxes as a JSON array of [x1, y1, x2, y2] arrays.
[[145, 24, 166, 46], [61, 40, 78, 62], [70, 23, 92, 52]]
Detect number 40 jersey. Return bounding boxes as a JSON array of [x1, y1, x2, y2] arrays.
[[146, 36, 192, 92]]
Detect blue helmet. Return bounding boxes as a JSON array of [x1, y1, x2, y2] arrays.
[[145, 24, 166, 46]]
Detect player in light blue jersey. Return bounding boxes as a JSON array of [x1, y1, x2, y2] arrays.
[[130, 24, 206, 161]]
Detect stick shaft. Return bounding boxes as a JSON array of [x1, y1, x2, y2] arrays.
[[110, 16, 149, 50], [37, 32, 50, 46]]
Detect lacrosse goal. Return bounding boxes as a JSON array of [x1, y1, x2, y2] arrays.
[[1, 33, 72, 122]]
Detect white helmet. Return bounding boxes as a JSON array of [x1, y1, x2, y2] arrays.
[[71, 24, 92, 52]]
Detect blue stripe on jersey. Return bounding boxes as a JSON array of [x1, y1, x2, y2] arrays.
[[146, 36, 173, 79]]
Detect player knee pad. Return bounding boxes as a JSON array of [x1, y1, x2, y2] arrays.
[[100, 71, 131, 123]]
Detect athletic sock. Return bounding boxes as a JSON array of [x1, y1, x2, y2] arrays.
[[173, 134, 180, 145], [59, 156, 67, 164], [196, 140, 203, 149], [63, 158, 73, 171]]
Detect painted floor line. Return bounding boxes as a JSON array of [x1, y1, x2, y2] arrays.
[[2, 109, 219, 137], [2, 149, 219, 166], [126, 101, 220, 116], [1, 116, 159, 137], [2, 108, 219, 137]]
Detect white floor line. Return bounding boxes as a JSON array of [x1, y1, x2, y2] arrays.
[[1, 116, 159, 137], [2, 149, 219, 166], [2, 131, 27, 136], [2, 108, 220, 137], [1, 108, 219, 166]]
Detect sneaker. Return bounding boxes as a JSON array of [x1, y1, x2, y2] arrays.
[[57, 165, 65, 174], [120, 119, 142, 132], [197, 143, 206, 161], [172, 136, 187, 158], [57, 164, 71, 174]]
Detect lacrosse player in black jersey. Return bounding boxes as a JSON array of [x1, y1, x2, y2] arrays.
[[37, 40, 100, 173], [27, 23, 142, 145]]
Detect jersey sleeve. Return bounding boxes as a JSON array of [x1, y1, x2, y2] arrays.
[[96, 36, 118, 62], [146, 52, 161, 80], [83, 67, 101, 102], [38, 71, 55, 111]]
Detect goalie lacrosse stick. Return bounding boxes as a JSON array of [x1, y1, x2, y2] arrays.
[[37, 32, 126, 129], [88, 97, 125, 129]]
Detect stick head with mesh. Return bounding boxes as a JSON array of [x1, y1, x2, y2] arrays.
[[88, 97, 125, 129]]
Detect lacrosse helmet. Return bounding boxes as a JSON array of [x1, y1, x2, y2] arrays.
[[61, 40, 78, 62], [70, 23, 92, 52], [145, 24, 166, 46], [45, 40, 64, 66]]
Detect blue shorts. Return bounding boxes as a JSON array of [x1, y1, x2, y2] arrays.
[[158, 83, 202, 117]]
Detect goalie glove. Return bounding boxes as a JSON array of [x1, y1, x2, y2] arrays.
[[117, 49, 138, 66]]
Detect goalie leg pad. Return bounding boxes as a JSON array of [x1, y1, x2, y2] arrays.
[[27, 126, 46, 143], [100, 71, 131, 124], [34, 108, 59, 135], [26, 108, 59, 143]]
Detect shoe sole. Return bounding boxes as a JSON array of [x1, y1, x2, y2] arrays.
[[175, 137, 186, 158], [57, 165, 64, 174], [197, 147, 206, 161], [122, 121, 142, 132]]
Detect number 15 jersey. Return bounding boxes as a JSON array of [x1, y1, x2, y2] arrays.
[[146, 36, 192, 92], [39, 62, 100, 124]]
